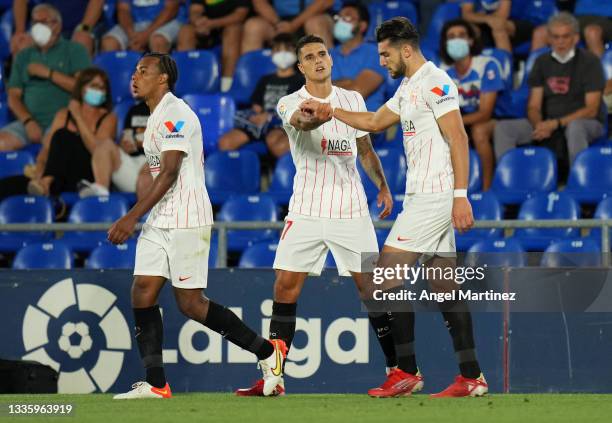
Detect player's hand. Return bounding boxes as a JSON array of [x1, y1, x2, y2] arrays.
[[376, 186, 393, 219], [300, 100, 332, 122], [27, 63, 50, 79], [452, 197, 474, 233], [108, 213, 138, 245], [24, 119, 43, 143]]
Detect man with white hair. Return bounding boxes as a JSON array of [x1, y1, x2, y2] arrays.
[[0, 3, 90, 151], [493, 12, 605, 175]]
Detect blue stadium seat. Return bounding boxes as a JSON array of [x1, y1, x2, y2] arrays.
[[267, 153, 296, 205], [513, 192, 580, 251], [93, 51, 141, 104], [492, 147, 557, 205], [172, 50, 220, 95], [369, 194, 405, 247], [205, 150, 260, 205], [0, 195, 54, 252], [423, 2, 461, 53], [13, 241, 73, 269], [456, 191, 503, 251], [603, 48, 612, 83], [468, 148, 482, 193], [540, 238, 601, 267], [466, 238, 526, 267], [86, 241, 136, 269], [216, 195, 278, 252], [113, 99, 135, 140], [482, 48, 515, 117], [239, 241, 278, 268], [510, 47, 550, 117], [61, 195, 129, 253], [588, 197, 612, 247], [564, 146, 612, 204], [183, 94, 235, 152], [0, 101, 9, 127], [0, 150, 33, 178], [209, 234, 219, 268], [228, 49, 275, 106], [366, 1, 418, 42], [358, 147, 406, 199]]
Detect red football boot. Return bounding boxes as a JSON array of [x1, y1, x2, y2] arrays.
[[430, 374, 488, 398], [235, 378, 285, 397], [368, 368, 424, 398]]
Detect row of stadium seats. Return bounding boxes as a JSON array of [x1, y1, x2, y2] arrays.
[[1, 189, 611, 258], [10, 235, 604, 270]]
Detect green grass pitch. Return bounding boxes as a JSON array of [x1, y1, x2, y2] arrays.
[[2, 393, 612, 423]]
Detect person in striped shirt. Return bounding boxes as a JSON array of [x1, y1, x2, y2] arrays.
[[301, 18, 488, 398], [236, 34, 396, 396], [108, 52, 287, 399]]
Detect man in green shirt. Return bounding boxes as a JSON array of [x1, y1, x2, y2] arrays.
[[0, 3, 91, 152]]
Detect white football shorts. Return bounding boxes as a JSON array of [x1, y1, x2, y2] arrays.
[[385, 190, 456, 256], [134, 223, 211, 288], [273, 212, 379, 276]]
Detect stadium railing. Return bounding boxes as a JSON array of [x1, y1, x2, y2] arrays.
[[1, 219, 610, 267]]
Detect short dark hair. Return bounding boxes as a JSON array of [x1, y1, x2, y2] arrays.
[[375, 16, 419, 48], [72, 67, 113, 110], [295, 34, 327, 60], [439, 18, 482, 65], [272, 33, 296, 49], [143, 52, 178, 92], [341, 1, 370, 26]]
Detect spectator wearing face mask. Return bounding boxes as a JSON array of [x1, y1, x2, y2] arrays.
[[218, 33, 304, 157], [0, 3, 91, 152], [329, 1, 386, 113], [440, 18, 505, 191]]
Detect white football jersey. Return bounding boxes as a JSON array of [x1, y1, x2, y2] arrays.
[[277, 86, 370, 219], [143, 92, 213, 228], [386, 61, 459, 194]]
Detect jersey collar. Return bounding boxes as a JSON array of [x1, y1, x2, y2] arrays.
[[298, 85, 337, 103], [408, 61, 432, 82], [150, 91, 174, 118]]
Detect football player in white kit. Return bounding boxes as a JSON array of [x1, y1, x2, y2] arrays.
[[236, 35, 398, 396], [302, 18, 488, 398], [108, 53, 287, 399]]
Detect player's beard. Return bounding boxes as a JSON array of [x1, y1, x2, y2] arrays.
[[390, 61, 407, 79]]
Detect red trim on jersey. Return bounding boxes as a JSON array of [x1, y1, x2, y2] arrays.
[[336, 93, 351, 133], [352, 166, 364, 217], [329, 167, 336, 218], [194, 189, 201, 226], [299, 157, 308, 214], [421, 138, 433, 193], [310, 159, 318, 216], [319, 159, 327, 217]]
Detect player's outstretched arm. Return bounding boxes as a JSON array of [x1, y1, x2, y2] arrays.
[[357, 134, 393, 219], [289, 104, 331, 131], [436, 110, 474, 233], [333, 104, 400, 133], [108, 150, 184, 244]]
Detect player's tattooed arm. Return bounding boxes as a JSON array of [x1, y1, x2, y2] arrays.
[[357, 135, 393, 219], [291, 102, 331, 131], [108, 150, 184, 244]]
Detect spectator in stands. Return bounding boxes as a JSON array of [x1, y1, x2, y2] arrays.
[[101, 0, 184, 54], [79, 100, 152, 200], [493, 13, 605, 177], [460, 0, 549, 52], [441, 18, 504, 191], [218, 33, 303, 157], [176, 0, 249, 92], [27, 67, 117, 196], [241, 0, 334, 54], [11, 0, 104, 56], [572, 0, 612, 58], [0, 3, 91, 152], [330, 1, 386, 113]]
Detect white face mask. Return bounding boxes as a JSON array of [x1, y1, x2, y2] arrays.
[[272, 51, 297, 70], [31, 23, 52, 47], [552, 48, 575, 64]]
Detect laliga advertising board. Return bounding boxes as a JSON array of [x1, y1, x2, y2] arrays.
[[0, 269, 504, 394]]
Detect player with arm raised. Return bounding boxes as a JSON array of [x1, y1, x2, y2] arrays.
[[108, 53, 286, 399], [302, 17, 487, 398], [236, 34, 398, 397]]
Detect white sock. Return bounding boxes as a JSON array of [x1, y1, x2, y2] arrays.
[[220, 77, 233, 92]]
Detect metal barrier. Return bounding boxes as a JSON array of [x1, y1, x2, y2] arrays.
[[1, 219, 610, 267]]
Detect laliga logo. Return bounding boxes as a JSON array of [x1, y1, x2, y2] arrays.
[[21, 278, 131, 393]]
